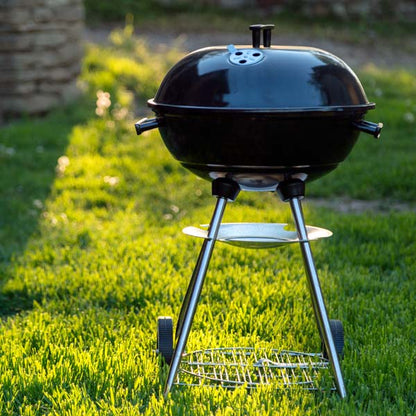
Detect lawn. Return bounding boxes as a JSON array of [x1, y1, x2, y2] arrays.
[[0, 20, 416, 415]]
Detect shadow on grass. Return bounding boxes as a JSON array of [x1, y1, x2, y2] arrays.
[[0, 100, 92, 317]]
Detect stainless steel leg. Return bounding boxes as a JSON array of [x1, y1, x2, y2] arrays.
[[289, 196, 347, 399], [164, 196, 228, 397], [175, 241, 208, 342]]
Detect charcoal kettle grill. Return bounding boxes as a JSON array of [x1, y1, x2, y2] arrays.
[[135, 24, 383, 399]]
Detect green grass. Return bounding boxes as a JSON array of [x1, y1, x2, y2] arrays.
[[308, 66, 416, 200], [0, 25, 416, 414]]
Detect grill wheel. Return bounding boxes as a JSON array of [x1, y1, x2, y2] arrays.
[[157, 316, 174, 365], [322, 319, 344, 359]]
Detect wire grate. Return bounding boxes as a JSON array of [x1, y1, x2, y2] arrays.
[[175, 347, 335, 391]]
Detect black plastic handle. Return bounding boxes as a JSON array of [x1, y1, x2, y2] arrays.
[[135, 117, 159, 135], [352, 120, 383, 139], [249, 24, 275, 48]]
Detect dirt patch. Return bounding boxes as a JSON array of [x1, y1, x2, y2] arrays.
[[305, 197, 416, 214], [84, 26, 416, 70]]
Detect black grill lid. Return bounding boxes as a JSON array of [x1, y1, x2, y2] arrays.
[[148, 25, 374, 115]]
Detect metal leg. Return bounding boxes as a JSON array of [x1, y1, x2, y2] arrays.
[[289, 196, 347, 399], [164, 196, 228, 397], [175, 241, 208, 341]]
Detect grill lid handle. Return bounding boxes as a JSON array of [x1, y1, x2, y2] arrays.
[[135, 117, 159, 135], [352, 120, 383, 139], [249, 24, 275, 48]]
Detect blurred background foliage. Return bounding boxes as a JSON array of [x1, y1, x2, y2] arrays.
[[83, 0, 416, 38]]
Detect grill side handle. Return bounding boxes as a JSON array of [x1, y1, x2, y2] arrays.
[[135, 117, 159, 135], [352, 120, 383, 139]]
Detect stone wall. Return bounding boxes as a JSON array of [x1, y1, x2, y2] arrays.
[[0, 0, 84, 120]]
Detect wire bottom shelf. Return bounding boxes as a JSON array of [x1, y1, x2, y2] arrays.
[[175, 347, 336, 391]]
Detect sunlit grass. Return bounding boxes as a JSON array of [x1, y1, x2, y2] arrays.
[[308, 65, 416, 200], [0, 24, 415, 415]]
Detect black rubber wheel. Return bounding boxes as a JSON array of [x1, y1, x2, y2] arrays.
[[322, 319, 344, 359], [157, 316, 174, 365]]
